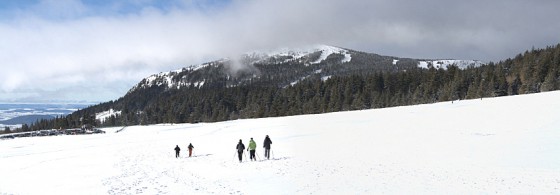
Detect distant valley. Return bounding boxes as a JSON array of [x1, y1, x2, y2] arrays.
[[0, 115, 55, 125], [0, 104, 91, 128]]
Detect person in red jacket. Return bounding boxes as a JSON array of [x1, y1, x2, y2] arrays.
[[187, 143, 194, 157]]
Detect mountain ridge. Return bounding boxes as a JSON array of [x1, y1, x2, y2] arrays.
[[18, 43, 560, 131], [128, 45, 483, 94]]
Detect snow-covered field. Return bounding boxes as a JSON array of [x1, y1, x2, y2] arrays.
[[2, 91, 560, 194]]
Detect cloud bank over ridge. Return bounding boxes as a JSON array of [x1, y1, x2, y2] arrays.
[[1, 0, 559, 102]]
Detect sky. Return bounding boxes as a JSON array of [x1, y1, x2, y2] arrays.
[[1, 0, 559, 103]]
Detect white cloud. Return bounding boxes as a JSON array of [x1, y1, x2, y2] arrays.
[[1, 0, 560, 102]]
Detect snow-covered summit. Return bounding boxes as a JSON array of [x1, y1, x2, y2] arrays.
[[244, 45, 352, 65], [127, 45, 485, 94], [127, 68, 184, 93], [128, 45, 354, 93], [311, 45, 352, 64]]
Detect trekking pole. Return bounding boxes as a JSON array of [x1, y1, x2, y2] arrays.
[[272, 149, 275, 159], [243, 151, 247, 162], [233, 151, 237, 161], [255, 150, 262, 161]]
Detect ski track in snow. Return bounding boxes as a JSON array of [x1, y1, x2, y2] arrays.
[[103, 149, 295, 194], [103, 143, 240, 194], [99, 127, 297, 194]]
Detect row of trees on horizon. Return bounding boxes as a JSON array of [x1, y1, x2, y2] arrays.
[[8, 44, 560, 133]]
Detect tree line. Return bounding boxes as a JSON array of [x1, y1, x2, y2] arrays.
[[10, 44, 560, 132]]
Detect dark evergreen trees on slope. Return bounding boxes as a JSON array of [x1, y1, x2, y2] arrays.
[[21, 44, 560, 131]]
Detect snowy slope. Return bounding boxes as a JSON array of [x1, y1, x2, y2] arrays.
[[128, 45, 484, 94], [95, 109, 122, 123], [308, 45, 351, 64], [2, 91, 560, 194], [246, 45, 352, 65], [418, 59, 484, 69], [129, 45, 353, 92]]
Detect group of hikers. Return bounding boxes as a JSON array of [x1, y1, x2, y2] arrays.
[[174, 143, 194, 158], [236, 135, 273, 162], [173, 135, 272, 162]]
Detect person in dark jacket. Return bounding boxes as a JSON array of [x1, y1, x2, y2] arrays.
[[263, 135, 272, 160], [174, 145, 181, 158], [187, 143, 194, 157], [236, 139, 245, 162]]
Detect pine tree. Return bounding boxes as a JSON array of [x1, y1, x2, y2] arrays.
[[541, 69, 558, 92]]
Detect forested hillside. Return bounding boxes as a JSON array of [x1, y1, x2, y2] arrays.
[[20, 44, 560, 131]]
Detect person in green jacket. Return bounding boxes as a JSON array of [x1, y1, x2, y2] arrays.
[[247, 138, 257, 161]]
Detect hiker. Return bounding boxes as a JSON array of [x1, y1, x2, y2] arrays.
[[236, 139, 245, 162], [187, 143, 194, 157], [263, 135, 272, 159], [174, 145, 181, 158], [248, 138, 257, 161]]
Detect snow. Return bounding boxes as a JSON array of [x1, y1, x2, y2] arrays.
[[393, 59, 399, 65], [131, 46, 353, 92], [311, 45, 352, 64], [418, 60, 484, 70], [245, 48, 310, 65], [137, 71, 175, 90], [260, 49, 309, 60], [95, 109, 121, 123], [289, 76, 309, 87], [131, 63, 217, 92], [341, 52, 352, 63], [195, 81, 205, 88], [190, 63, 211, 71], [246, 45, 352, 65], [2, 91, 560, 194]]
